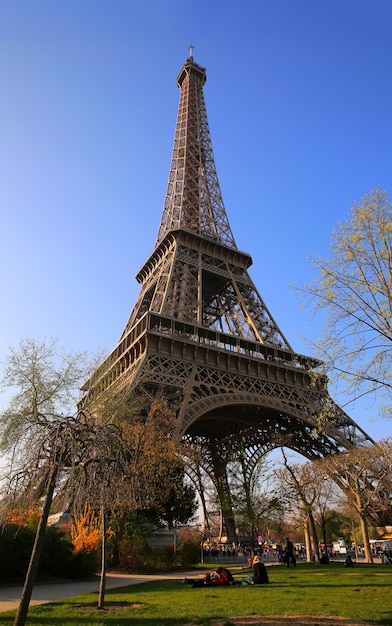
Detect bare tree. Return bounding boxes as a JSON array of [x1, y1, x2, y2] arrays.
[[375, 438, 392, 465], [274, 451, 329, 562], [66, 415, 131, 610], [320, 444, 392, 563], [229, 455, 284, 551], [297, 189, 392, 417], [2, 412, 118, 626], [0, 339, 119, 625]]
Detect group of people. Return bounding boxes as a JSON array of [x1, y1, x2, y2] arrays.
[[183, 555, 269, 587]]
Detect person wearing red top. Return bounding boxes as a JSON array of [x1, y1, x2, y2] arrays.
[[206, 566, 233, 585]]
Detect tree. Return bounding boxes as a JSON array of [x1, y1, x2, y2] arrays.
[[376, 438, 392, 466], [229, 455, 284, 550], [274, 451, 328, 562], [320, 444, 392, 563], [298, 189, 392, 417], [80, 390, 197, 572], [0, 338, 125, 625], [145, 464, 197, 530], [1, 340, 197, 621], [65, 412, 131, 610], [109, 395, 195, 519]]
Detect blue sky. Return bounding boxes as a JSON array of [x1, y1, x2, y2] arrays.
[[1, 0, 391, 442]]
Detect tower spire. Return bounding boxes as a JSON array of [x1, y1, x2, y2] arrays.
[[155, 55, 237, 249]]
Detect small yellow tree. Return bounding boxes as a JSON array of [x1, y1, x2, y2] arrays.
[[70, 504, 102, 554]]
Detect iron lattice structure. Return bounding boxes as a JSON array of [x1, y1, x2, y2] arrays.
[[80, 54, 386, 539]]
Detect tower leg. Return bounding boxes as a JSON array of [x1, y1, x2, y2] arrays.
[[210, 446, 237, 542]]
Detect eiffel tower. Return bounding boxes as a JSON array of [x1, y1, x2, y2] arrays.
[[80, 50, 377, 540]]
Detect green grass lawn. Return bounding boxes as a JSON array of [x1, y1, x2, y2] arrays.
[[0, 562, 391, 625]]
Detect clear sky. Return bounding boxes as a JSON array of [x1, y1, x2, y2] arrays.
[[1, 0, 391, 442]]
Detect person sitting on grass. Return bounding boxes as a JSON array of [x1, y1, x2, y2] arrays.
[[248, 555, 269, 584], [207, 566, 234, 586], [183, 566, 235, 587], [382, 551, 391, 564], [344, 554, 354, 567]]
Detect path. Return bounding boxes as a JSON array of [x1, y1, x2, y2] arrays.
[[0, 571, 182, 613]]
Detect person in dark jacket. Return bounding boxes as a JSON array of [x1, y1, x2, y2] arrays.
[[252, 555, 269, 584], [284, 538, 296, 567]]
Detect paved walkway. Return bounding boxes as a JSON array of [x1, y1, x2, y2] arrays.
[[0, 571, 185, 613]]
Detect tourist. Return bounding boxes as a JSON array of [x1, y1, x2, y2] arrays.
[[251, 555, 269, 584], [284, 538, 296, 567]]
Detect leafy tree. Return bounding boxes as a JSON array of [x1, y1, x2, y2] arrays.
[[298, 189, 392, 417], [101, 394, 194, 520], [143, 464, 197, 529], [318, 508, 350, 545]]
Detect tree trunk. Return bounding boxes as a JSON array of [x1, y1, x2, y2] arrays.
[[97, 503, 107, 609], [358, 510, 373, 563], [322, 515, 328, 554], [14, 465, 57, 626], [303, 513, 312, 562], [309, 511, 320, 562]]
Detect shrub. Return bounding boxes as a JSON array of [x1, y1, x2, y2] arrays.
[[118, 535, 154, 571], [157, 544, 177, 569], [0, 524, 35, 582], [178, 542, 200, 567], [67, 548, 99, 579], [0, 523, 99, 582], [70, 504, 102, 554], [38, 527, 74, 578]]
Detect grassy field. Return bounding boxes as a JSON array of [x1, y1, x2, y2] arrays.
[[0, 562, 391, 625]]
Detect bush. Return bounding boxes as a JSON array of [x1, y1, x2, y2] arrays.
[[67, 548, 99, 579], [39, 527, 74, 578], [178, 542, 200, 568], [157, 544, 177, 569], [118, 535, 154, 571], [0, 524, 35, 582], [0, 523, 99, 582]]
